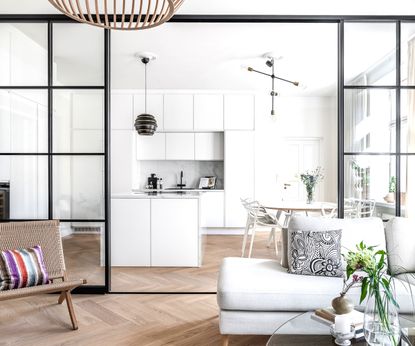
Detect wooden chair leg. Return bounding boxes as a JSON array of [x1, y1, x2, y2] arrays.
[[64, 291, 78, 330], [58, 292, 66, 304], [222, 335, 230, 346]]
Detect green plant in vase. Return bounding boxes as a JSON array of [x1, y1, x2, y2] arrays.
[[299, 167, 324, 204], [345, 242, 400, 346]]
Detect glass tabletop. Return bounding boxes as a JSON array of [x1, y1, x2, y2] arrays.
[[266, 312, 415, 346]]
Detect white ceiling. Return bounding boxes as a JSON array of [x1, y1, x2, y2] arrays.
[[2, 0, 415, 15], [111, 23, 338, 96]]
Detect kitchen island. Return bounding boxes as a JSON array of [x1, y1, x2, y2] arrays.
[[111, 192, 202, 267]]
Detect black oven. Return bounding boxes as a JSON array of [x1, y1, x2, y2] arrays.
[[0, 181, 10, 220]]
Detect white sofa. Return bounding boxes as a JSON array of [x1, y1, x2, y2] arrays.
[[217, 216, 415, 343]]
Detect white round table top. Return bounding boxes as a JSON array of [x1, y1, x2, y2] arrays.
[[263, 201, 337, 212]]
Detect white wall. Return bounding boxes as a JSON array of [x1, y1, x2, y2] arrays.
[[254, 94, 337, 205]]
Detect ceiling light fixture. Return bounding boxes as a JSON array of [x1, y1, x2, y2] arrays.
[[247, 54, 299, 116], [48, 0, 184, 30], [134, 53, 158, 136]]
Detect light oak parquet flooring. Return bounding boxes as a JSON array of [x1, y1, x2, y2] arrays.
[[63, 232, 282, 292], [0, 294, 269, 346]]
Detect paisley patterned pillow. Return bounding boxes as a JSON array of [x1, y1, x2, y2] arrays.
[[287, 229, 343, 277]]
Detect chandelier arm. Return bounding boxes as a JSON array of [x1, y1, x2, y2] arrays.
[[128, 0, 136, 28], [158, 0, 167, 21], [249, 68, 273, 78], [94, 0, 102, 24], [66, 0, 80, 19], [149, 0, 160, 26], [273, 75, 299, 86], [113, 0, 117, 29], [103, 0, 110, 27], [85, 0, 94, 24], [143, 0, 152, 28], [121, 0, 126, 28], [57, 0, 73, 18], [134, 0, 144, 29], [75, 0, 86, 20]]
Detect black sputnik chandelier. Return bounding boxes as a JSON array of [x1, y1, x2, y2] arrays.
[[247, 54, 300, 116]]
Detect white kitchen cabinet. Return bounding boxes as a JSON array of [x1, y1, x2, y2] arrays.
[[136, 132, 166, 160], [111, 198, 151, 266], [194, 133, 224, 160], [111, 130, 133, 193], [165, 133, 195, 160], [151, 199, 199, 266], [133, 94, 164, 131], [224, 94, 255, 130], [225, 131, 255, 227], [111, 94, 133, 130], [163, 94, 193, 131], [194, 94, 223, 131], [200, 192, 225, 227]]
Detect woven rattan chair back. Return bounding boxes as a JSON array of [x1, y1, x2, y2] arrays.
[[0, 220, 65, 279]]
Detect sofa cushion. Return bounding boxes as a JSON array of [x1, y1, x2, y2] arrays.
[[217, 257, 415, 314], [286, 216, 386, 268], [385, 217, 415, 275], [287, 229, 343, 277]]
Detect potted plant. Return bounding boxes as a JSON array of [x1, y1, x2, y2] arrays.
[[384, 176, 396, 203], [345, 242, 400, 346], [299, 167, 324, 204]]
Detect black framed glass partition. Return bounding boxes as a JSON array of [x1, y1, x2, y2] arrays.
[[340, 20, 415, 220], [0, 20, 110, 293]]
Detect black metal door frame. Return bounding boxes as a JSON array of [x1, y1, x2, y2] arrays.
[[1, 14, 415, 294]]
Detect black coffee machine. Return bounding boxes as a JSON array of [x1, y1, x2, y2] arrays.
[[147, 173, 159, 189]]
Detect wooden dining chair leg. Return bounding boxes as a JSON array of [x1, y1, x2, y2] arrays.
[[58, 292, 66, 304], [64, 290, 78, 330]]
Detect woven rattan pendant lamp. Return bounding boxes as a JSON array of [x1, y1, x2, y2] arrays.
[[48, 0, 184, 30]]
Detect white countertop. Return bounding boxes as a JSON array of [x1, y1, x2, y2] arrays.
[[112, 191, 202, 199]]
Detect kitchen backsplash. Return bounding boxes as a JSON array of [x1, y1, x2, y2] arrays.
[[136, 160, 224, 190]]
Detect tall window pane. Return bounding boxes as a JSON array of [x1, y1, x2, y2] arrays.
[[0, 90, 47, 153], [53, 156, 104, 220], [344, 23, 396, 86], [401, 90, 415, 153], [53, 90, 104, 153], [345, 89, 396, 153], [53, 24, 104, 86], [0, 24, 47, 86], [0, 156, 48, 219], [344, 155, 395, 221], [401, 156, 415, 217]]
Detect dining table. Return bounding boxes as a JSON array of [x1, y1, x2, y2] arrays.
[[263, 201, 337, 227]]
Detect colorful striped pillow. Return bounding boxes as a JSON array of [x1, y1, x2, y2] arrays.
[[0, 245, 50, 291]]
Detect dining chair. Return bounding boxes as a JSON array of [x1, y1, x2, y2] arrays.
[[321, 204, 337, 218], [240, 199, 284, 258], [344, 198, 376, 218]]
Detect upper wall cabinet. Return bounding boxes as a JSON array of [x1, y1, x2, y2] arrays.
[[194, 95, 224, 131], [224, 95, 255, 130], [134, 94, 164, 131], [111, 94, 133, 130], [137, 133, 166, 160], [165, 133, 195, 160], [194, 133, 224, 160], [163, 94, 193, 131]]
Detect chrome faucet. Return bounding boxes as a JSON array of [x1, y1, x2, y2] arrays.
[[177, 170, 186, 189]]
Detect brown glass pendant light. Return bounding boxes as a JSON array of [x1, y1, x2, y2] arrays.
[[134, 54, 158, 136], [48, 0, 184, 31]]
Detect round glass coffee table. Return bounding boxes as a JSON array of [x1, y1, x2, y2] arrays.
[[266, 311, 415, 346]]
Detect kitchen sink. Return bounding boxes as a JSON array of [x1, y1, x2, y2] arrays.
[[164, 187, 195, 190]]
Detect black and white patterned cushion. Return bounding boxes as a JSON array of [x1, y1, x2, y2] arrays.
[[287, 229, 343, 277]]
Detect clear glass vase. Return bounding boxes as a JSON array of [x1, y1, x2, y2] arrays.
[[363, 289, 401, 346], [306, 186, 315, 204]]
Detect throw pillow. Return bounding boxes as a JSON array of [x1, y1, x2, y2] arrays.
[[287, 229, 343, 277], [0, 245, 49, 291]]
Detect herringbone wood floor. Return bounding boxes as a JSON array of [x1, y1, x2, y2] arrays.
[[0, 294, 269, 346], [63, 232, 281, 292]]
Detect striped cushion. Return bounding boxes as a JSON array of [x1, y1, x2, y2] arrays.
[[0, 245, 49, 291]]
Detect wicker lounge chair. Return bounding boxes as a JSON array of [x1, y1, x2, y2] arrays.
[[0, 220, 86, 330]]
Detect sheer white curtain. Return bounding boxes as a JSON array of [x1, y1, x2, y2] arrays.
[[406, 38, 415, 218]]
